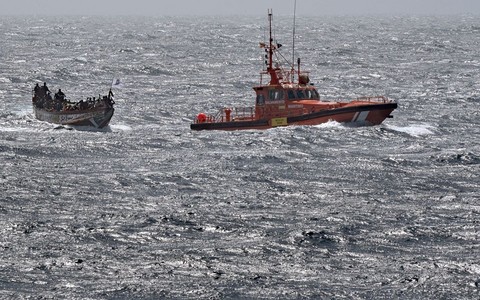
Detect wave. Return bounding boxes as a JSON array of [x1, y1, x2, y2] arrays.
[[313, 120, 346, 129], [110, 124, 132, 131], [433, 151, 480, 165], [386, 123, 435, 137]]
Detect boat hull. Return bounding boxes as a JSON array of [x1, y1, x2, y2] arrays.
[[33, 106, 114, 128], [191, 102, 397, 131]]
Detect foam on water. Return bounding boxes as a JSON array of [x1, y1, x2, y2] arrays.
[[386, 123, 436, 137], [110, 124, 133, 131], [0, 125, 30, 132], [313, 120, 345, 129]]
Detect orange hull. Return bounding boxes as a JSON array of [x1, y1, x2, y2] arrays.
[[191, 102, 396, 131]]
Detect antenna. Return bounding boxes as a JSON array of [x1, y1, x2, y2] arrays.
[[292, 0, 297, 83]]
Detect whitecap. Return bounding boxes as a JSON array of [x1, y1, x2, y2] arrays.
[[110, 124, 132, 131], [0, 126, 23, 132], [387, 123, 435, 137], [11, 107, 33, 118], [314, 120, 344, 129], [74, 56, 88, 63]]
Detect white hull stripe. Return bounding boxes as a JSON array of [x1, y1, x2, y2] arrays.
[[352, 111, 369, 122]]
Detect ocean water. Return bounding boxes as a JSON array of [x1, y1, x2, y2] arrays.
[[0, 14, 479, 299]]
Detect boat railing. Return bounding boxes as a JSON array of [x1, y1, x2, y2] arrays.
[[259, 69, 311, 86], [215, 107, 255, 122], [231, 106, 255, 121], [195, 106, 255, 124], [355, 96, 390, 103]]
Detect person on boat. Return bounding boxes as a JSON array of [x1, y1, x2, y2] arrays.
[[106, 89, 115, 106], [33, 83, 41, 100], [79, 99, 88, 110], [41, 82, 50, 95], [36, 100, 44, 108], [34, 83, 40, 92], [54, 100, 63, 111], [54, 89, 65, 101]]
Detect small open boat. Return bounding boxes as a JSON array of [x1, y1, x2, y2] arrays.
[[191, 10, 397, 131], [32, 83, 115, 128]]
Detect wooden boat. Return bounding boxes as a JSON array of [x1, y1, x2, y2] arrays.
[[191, 10, 397, 131], [32, 83, 115, 128]]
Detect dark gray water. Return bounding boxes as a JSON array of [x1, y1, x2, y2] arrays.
[[1, 15, 479, 299]]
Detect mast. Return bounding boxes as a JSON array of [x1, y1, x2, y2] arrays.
[[268, 9, 273, 71], [267, 9, 279, 85]]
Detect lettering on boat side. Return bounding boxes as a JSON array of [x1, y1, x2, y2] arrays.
[[288, 104, 303, 109], [271, 117, 288, 127], [267, 100, 284, 104], [59, 113, 97, 123]]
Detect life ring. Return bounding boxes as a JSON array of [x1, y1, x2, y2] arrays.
[[197, 113, 207, 123]]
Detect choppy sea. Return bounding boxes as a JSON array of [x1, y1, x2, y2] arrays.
[[0, 14, 479, 299]]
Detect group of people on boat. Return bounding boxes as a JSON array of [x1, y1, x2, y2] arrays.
[[32, 82, 115, 112]]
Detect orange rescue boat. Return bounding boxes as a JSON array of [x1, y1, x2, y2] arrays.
[[191, 10, 397, 131]]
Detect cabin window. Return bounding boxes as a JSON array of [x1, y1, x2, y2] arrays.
[[304, 89, 319, 100], [268, 89, 284, 101], [268, 90, 275, 100], [305, 90, 312, 99], [256, 94, 265, 105], [288, 90, 296, 100], [275, 90, 284, 100], [296, 90, 305, 99]]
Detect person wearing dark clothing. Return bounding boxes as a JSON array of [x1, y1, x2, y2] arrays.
[[33, 83, 41, 102], [107, 89, 115, 106], [42, 82, 50, 94], [37, 82, 49, 103], [55, 89, 65, 101]]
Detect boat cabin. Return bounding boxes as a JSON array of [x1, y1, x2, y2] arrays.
[[252, 82, 322, 120], [254, 86, 320, 106]]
